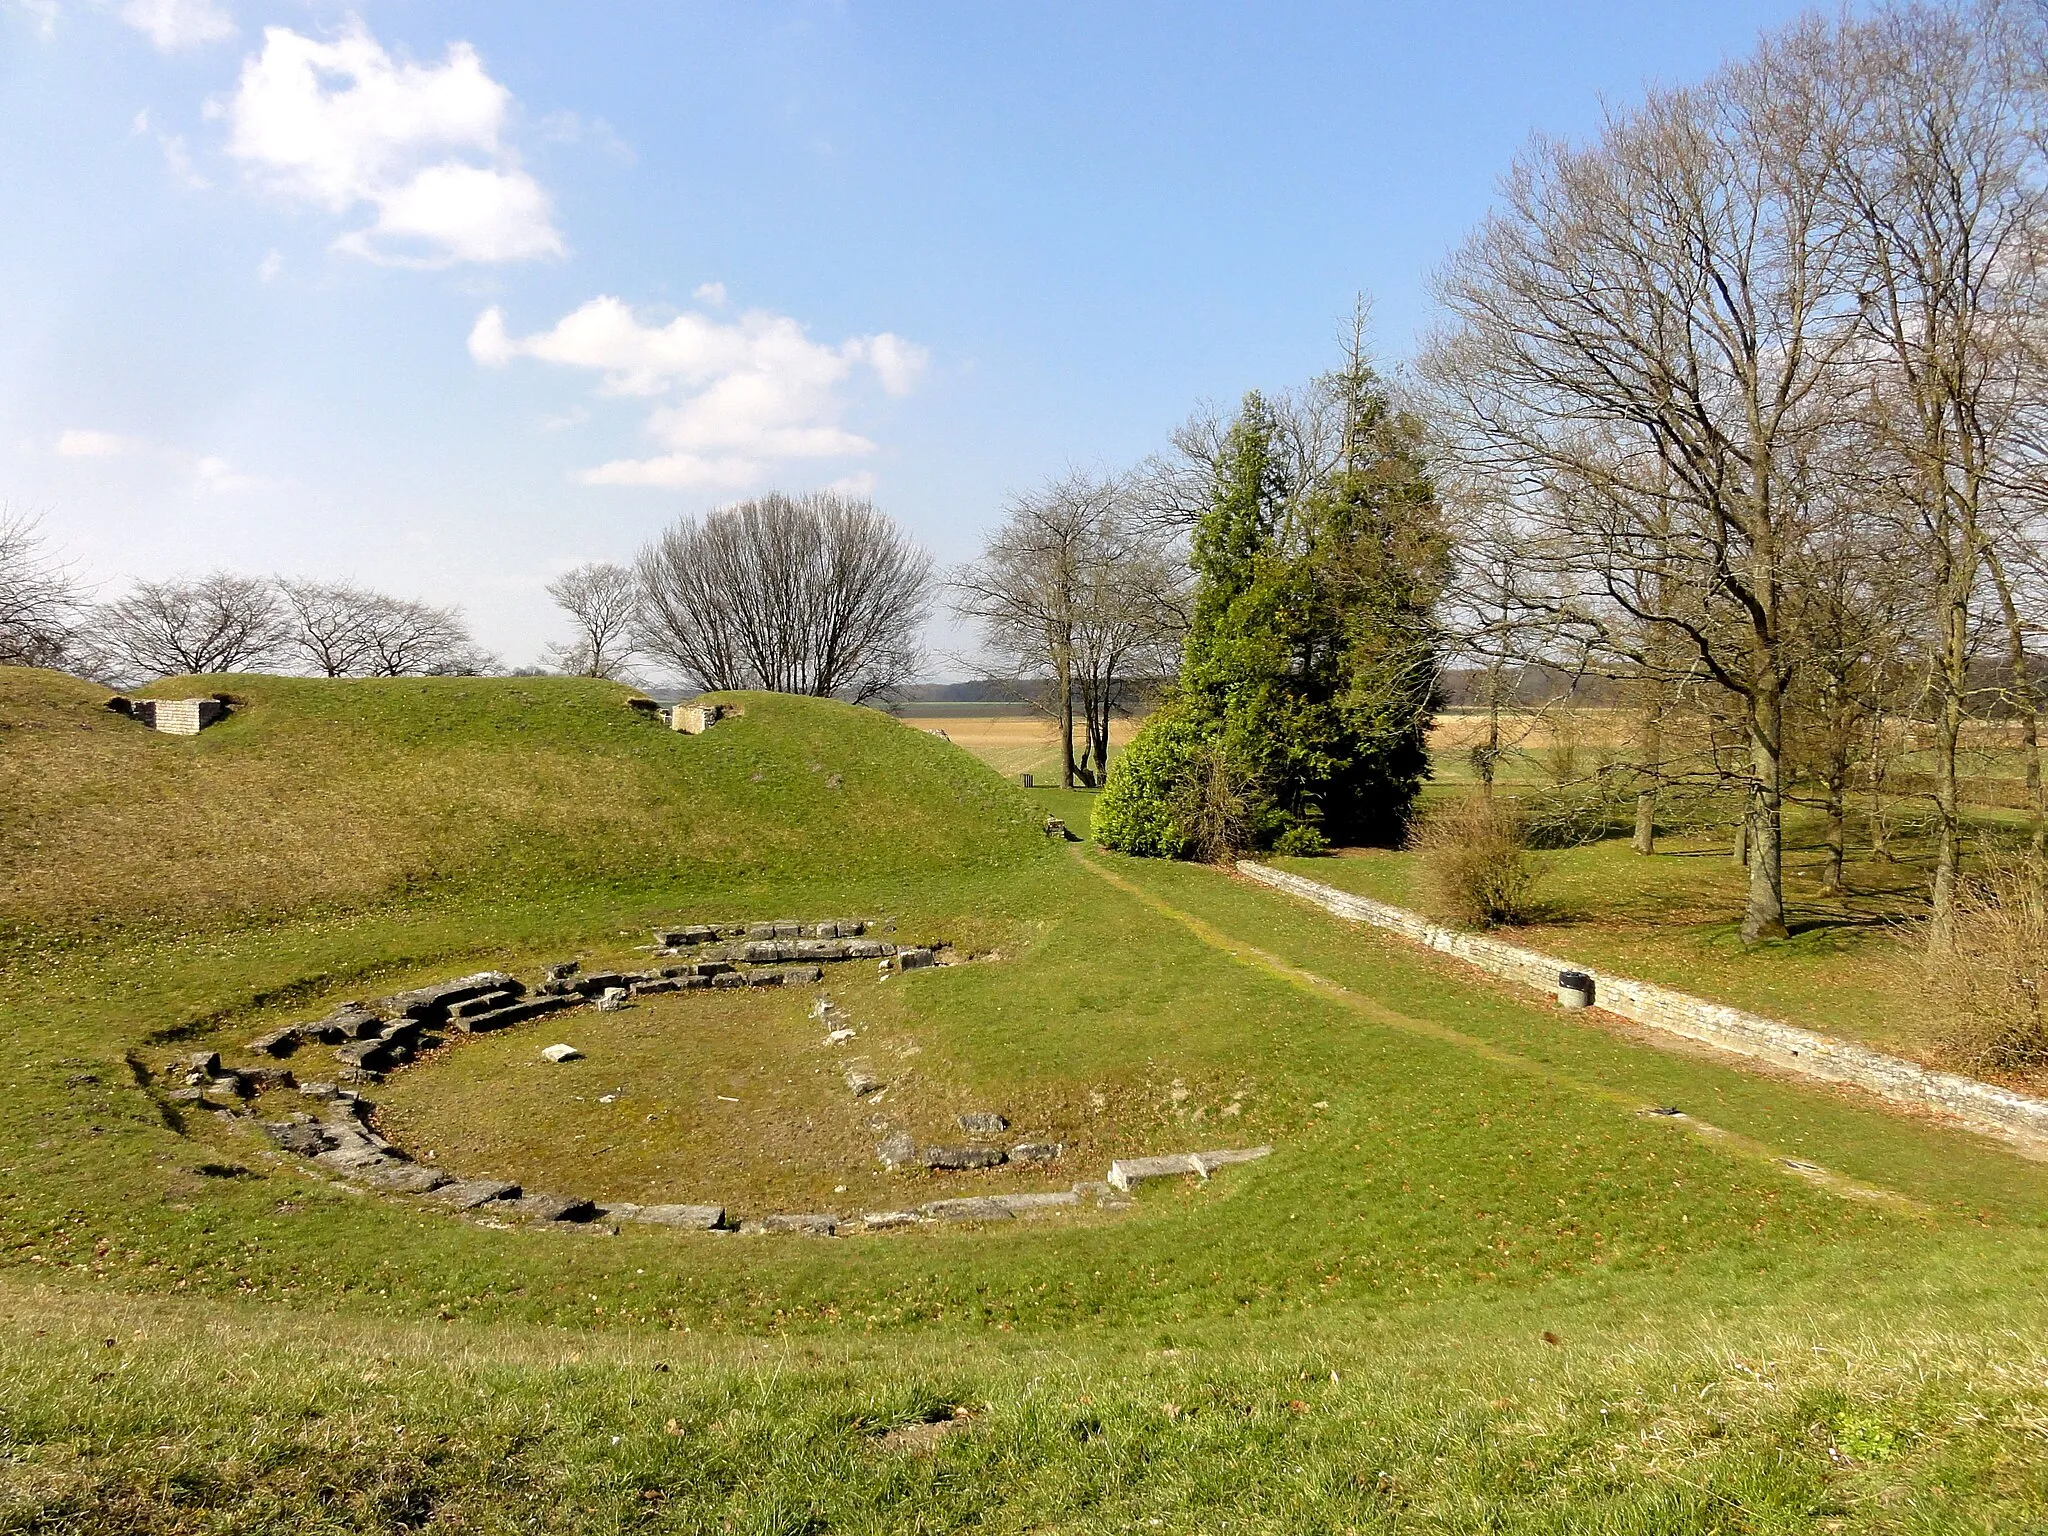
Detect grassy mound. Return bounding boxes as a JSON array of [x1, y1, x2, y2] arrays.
[[0, 668, 1048, 941], [3, 670, 2047, 1528]]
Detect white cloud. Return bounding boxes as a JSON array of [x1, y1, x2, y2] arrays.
[[133, 108, 208, 189], [55, 429, 266, 492], [217, 20, 561, 267], [257, 247, 282, 281], [692, 281, 728, 307], [56, 428, 140, 457], [470, 295, 928, 490], [121, 0, 232, 50]]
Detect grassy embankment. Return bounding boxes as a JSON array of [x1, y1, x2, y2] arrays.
[[0, 668, 2045, 1531]]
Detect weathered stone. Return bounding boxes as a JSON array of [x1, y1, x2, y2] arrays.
[[919, 1197, 1014, 1222], [744, 968, 786, 987], [573, 972, 628, 995], [779, 965, 823, 985], [615, 1203, 726, 1229], [296, 1080, 339, 1100], [772, 921, 801, 939], [426, 1179, 520, 1210], [710, 971, 748, 989], [457, 995, 578, 1033], [377, 1019, 424, 1047], [956, 1111, 1009, 1134], [923, 1145, 1005, 1170], [861, 1211, 922, 1230], [544, 961, 580, 982], [742, 940, 789, 963], [793, 939, 850, 961], [745, 922, 777, 941], [993, 1190, 1080, 1213], [876, 1130, 917, 1169], [262, 1120, 332, 1156], [895, 948, 935, 972], [1071, 1179, 1135, 1209], [333, 1039, 397, 1072], [847, 940, 894, 959], [449, 991, 520, 1020], [540, 1043, 582, 1063], [594, 987, 630, 1012], [185, 1050, 222, 1077], [318, 1006, 384, 1041], [164, 1087, 229, 1110], [1009, 1141, 1062, 1164], [248, 1026, 302, 1058], [242, 1067, 297, 1094], [1105, 1146, 1272, 1192], [211, 1071, 255, 1098], [505, 1192, 598, 1223], [630, 978, 683, 996], [379, 973, 518, 1022], [846, 1067, 884, 1097], [352, 1163, 450, 1194], [760, 1213, 836, 1236]]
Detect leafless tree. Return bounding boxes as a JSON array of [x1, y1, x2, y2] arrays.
[[0, 510, 83, 669], [635, 491, 933, 704], [953, 471, 1185, 786], [1826, 1, 2048, 940], [93, 571, 292, 683], [277, 579, 494, 677], [1423, 25, 1866, 942], [544, 562, 640, 679]]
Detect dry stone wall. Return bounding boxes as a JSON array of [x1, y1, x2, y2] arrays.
[[165, 915, 1275, 1236], [1238, 860, 2048, 1154]]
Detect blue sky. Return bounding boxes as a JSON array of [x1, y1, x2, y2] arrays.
[[2, 0, 1823, 668]]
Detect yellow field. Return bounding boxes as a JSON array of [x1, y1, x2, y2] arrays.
[[905, 711, 1141, 779]]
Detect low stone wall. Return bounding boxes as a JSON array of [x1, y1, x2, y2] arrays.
[[1237, 860, 2048, 1154]]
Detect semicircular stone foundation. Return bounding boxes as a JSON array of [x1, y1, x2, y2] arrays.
[[158, 916, 1271, 1236]]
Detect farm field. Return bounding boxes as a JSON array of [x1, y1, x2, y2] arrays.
[[1, 668, 2046, 1531]]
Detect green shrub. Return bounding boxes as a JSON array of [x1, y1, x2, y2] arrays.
[[1272, 823, 1330, 857], [1093, 706, 1206, 858]]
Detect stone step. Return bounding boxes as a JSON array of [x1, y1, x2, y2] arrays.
[[1106, 1146, 1272, 1192]]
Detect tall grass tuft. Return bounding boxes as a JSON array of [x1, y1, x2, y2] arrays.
[[1928, 854, 2048, 1072], [1411, 793, 1541, 928]]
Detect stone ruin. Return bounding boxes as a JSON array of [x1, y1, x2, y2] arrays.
[[669, 702, 722, 734], [106, 695, 228, 735], [161, 916, 1271, 1237]]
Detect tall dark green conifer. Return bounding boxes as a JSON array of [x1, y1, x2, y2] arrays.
[[1096, 337, 1447, 859]]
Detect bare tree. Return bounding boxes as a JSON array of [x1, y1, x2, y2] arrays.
[[93, 571, 291, 683], [277, 579, 494, 677], [635, 491, 932, 703], [0, 511, 83, 669], [1423, 26, 1865, 942], [1827, 1, 2048, 941], [953, 471, 1183, 786], [544, 562, 640, 679]]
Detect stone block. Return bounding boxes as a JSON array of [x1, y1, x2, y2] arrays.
[[184, 1050, 222, 1077], [742, 941, 789, 964], [594, 987, 630, 1012], [920, 1197, 1014, 1222], [760, 1213, 837, 1236], [771, 921, 801, 939], [710, 971, 749, 989], [361, 1163, 453, 1194], [1009, 1141, 1062, 1164], [956, 1111, 1008, 1134], [923, 1145, 1005, 1171], [540, 1043, 582, 1063], [137, 697, 227, 735], [861, 1211, 922, 1230], [992, 1190, 1080, 1213], [164, 1087, 230, 1110], [1105, 1146, 1271, 1192], [846, 940, 893, 959], [669, 703, 721, 734], [247, 1026, 301, 1058], [449, 991, 520, 1019], [426, 1179, 520, 1210], [262, 1121, 332, 1156], [333, 1039, 396, 1073], [875, 1131, 917, 1169], [846, 1067, 884, 1097], [457, 996, 578, 1033], [505, 1192, 597, 1223], [780, 965, 823, 985], [630, 978, 683, 996], [242, 1067, 297, 1094], [895, 948, 935, 972], [616, 1203, 726, 1229]]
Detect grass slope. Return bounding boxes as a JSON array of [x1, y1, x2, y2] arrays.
[[0, 670, 2044, 1531]]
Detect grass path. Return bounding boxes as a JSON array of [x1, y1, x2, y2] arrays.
[[1076, 847, 1921, 1212]]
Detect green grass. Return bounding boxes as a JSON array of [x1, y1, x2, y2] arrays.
[[2, 668, 2046, 1530]]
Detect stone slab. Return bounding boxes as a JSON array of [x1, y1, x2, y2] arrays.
[[426, 1179, 520, 1210], [923, 1145, 1005, 1170], [759, 1213, 837, 1236], [612, 1203, 726, 1229]]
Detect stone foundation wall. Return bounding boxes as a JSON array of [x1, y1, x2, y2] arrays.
[[1237, 859, 2048, 1154]]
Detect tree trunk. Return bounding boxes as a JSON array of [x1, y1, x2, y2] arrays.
[[1742, 682, 1789, 943], [1632, 696, 1661, 856], [1929, 592, 1968, 949], [1733, 811, 1749, 866], [1822, 773, 1846, 895], [1057, 651, 1078, 790]]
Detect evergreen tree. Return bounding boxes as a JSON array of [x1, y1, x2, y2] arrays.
[[1097, 344, 1446, 859]]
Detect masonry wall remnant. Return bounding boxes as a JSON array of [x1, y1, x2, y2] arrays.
[[107, 696, 228, 734], [1237, 860, 2048, 1155], [669, 703, 722, 734]]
